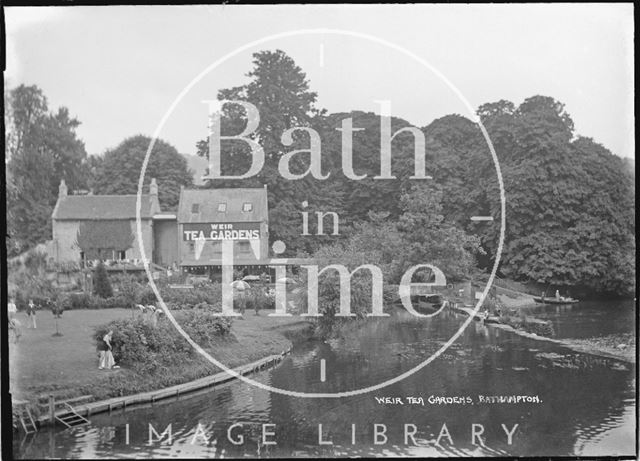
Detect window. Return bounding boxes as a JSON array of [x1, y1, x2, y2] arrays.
[[242, 202, 253, 212], [218, 203, 227, 212], [191, 203, 200, 213], [118, 250, 126, 260], [237, 241, 251, 253], [189, 266, 206, 275]]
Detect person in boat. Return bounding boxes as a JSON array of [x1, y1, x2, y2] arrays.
[[555, 290, 560, 300]]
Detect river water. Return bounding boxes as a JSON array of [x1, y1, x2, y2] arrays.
[[14, 300, 636, 458]]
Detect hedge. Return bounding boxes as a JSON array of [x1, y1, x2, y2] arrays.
[[93, 311, 232, 372]]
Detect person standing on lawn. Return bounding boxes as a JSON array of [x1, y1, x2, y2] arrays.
[[8, 298, 21, 343], [98, 330, 119, 370], [27, 299, 37, 328], [8, 298, 17, 320]]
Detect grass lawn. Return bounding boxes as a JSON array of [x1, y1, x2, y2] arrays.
[[9, 308, 312, 409]]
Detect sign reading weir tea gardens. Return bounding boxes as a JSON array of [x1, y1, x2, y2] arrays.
[[182, 222, 261, 241]]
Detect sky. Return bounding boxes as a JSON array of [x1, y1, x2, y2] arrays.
[[4, 4, 635, 159]]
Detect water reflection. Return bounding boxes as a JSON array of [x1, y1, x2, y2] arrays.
[[14, 302, 635, 458]]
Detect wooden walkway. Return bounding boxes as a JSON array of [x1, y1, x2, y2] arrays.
[[35, 352, 289, 426]]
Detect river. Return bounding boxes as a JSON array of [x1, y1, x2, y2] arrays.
[[13, 300, 636, 458]]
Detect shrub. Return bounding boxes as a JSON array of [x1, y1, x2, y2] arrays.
[[11, 273, 56, 305], [93, 262, 113, 298], [63, 293, 131, 310], [165, 272, 187, 285], [93, 310, 232, 372], [69, 293, 92, 310], [244, 288, 274, 314], [112, 274, 147, 303], [165, 301, 183, 311], [137, 286, 158, 306], [294, 271, 375, 339], [160, 283, 223, 310], [193, 302, 222, 312], [94, 318, 191, 373], [179, 310, 232, 343], [14, 293, 52, 312], [234, 296, 247, 314], [23, 251, 48, 273], [87, 296, 124, 309], [54, 294, 72, 317], [110, 272, 147, 286]]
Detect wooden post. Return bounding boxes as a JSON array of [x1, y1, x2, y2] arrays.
[[49, 395, 55, 424]]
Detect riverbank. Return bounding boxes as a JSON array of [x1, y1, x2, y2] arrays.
[[33, 354, 289, 426], [9, 309, 313, 414], [497, 293, 537, 308], [563, 333, 635, 363], [450, 304, 636, 364]]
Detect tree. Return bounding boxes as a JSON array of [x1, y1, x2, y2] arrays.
[[396, 183, 484, 282], [423, 95, 635, 296], [319, 111, 427, 225], [6, 84, 88, 255], [82, 154, 105, 192], [196, 50, 336, 254], [298, 235, 394, 339], [298, 184, 482, 338], [93, 135, 193, 210], [93, 262, 113, 298]]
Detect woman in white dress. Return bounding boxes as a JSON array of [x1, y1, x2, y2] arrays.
[[98, 330, 119, 369]]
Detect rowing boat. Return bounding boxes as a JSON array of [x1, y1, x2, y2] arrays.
[[533, 296, 579, 305]]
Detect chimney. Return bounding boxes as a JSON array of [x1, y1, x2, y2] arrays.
[[150, 178, 158, 196], [58, 179, 68, 198]]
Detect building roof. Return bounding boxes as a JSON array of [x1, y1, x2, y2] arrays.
[[52, 194, 161, 220], [177, 187, 268, 223]]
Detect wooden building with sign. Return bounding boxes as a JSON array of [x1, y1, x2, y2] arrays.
[[49, 181, 305, 280], [171, 185, 271, 278]]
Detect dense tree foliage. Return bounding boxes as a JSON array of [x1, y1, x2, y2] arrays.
[[6, 85, 88, 255], [423, 96, 635, 295], [299, 184, 482, 338], [196, 50, 341, 254], [6, 55, 634, 298], [93, 135, 193, 210], [317, 111, 426, 225], [195, 50, 633, 296], [396, 183, 484, 282]]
